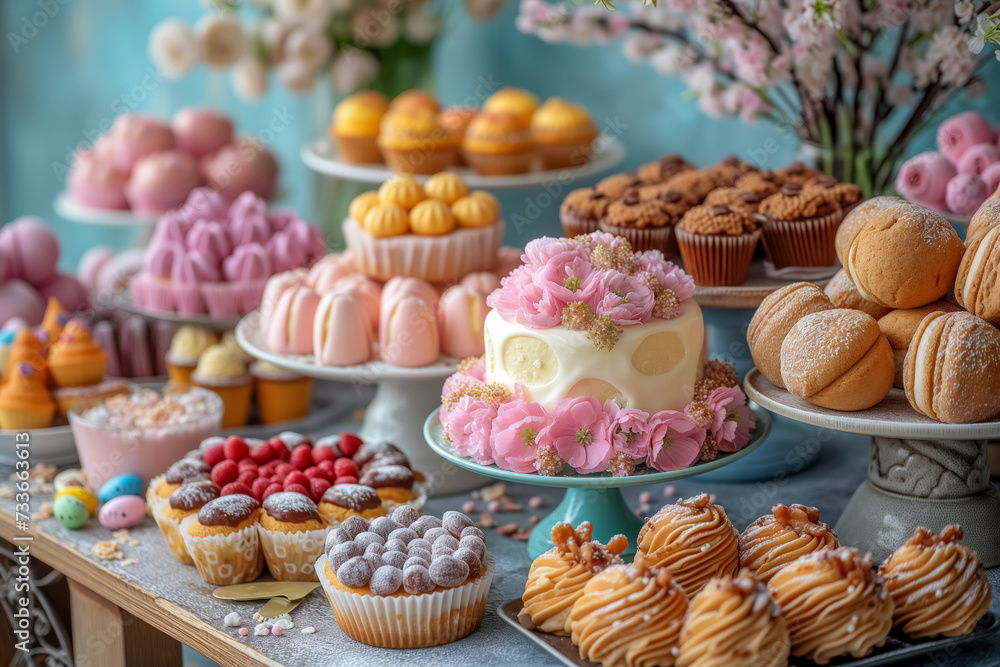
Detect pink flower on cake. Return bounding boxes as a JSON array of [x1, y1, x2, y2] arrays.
[[540, 396, 614, 474], [444, 396, 497, 465], [522, 236, 580, 267], [646, 410, 704, 472], [636, 251, 695, 301], [593, 271, 655, 325], [441, 370, 484, 398], [706, 386, 755, 452], [465, 357, 486, 382], [491, 401, 551, 473], [603, 400, 651, 461], [490, 264, 564, 328], [537, 250, 597, 303]]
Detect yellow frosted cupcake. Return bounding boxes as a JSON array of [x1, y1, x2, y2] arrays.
[[190, 343, 252, 428], [424, 172, 469, 205], [47, 320, 107, 388], [378, 175, 426, 210], [462, 112, 535, 175], [377, 109, 457, 175], [483, 87, 539, 125], [331, 90, 390, 164], [409, 200, 455, 236], [363, 204, 409, 237], [390, 89, 441, 115], [531, 98, 598, 170], [250, 361, 314, 425], [165, 326, 218, 386]]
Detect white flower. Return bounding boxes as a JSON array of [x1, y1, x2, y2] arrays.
[[330, 49, 379, 93], [926, 26, 977, 86], [622, 32, 664, 63], [278, 57, 317, 94], [651, 44, 697, 76], [149, 19, 201, 79], [196, 14, 246, 68], [403, 9, 441, 45], [955, 1, 975, 24], [352, 5, 400, 49], [273, 0, 333, 24], [232, 58, 268, 100], [283, 26, 333, 67]]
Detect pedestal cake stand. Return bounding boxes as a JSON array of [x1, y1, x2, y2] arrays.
[[113, 290, 244, 331], [744, 368, 1000, 568], [423, 406, 772, 560]]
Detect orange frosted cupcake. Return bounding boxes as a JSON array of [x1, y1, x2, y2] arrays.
[[154, 479, 220, 564], [331, 90, 390, 164], [377, 109, 457, 175], [3, 332, 49, 386], [190, 343, 251, 429], [0, 361, 55, 430], [257, 492, 329, 581], [182, 494, 263, 585], [47, 320, 107, 388], [462, 112, 535, 175], [676, 203, 761, 286], [250, 361, 313, 425], [597, 191, 674, 253], [41, 297, 70, 344], [530, 98, 598, 170], [482, 87, 539, 125], [560, 187, 613, 236]]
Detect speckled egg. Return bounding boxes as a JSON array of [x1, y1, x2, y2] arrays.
[[54, 487, 98, 515], [98, 474, 143, 503], [53, 469, 87, 492], [53, 495, 89, 529], [98, 495, 146, 530]]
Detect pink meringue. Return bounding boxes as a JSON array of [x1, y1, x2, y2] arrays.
[[172, 108, 234, 159], [460, 271, 502, 295], [111, 114, 177, 172], [313, 291, 374, 366], [150, 211, 190, 246], [180, 187, 228, 222], [895, 151, 955, 211], [381, 296, 439, 367], [266, 231, 308, 273], [187, 220, 233, 264], [125, 150, 202, 213], [223, 243, 272, 282], [266, 286, 320, 355], [67, 152, 129, 210], [172, 251, 221, 284], [143, 241, 184, 279], [438, 285, 488, 358], [957, 143, 1000, 176], [937, 111, 995, 164], [227, 192, 272, 246], [201, 140, 279, 203], [0, 217, 60, 286], [330, 274, 380, 332], [946, 173, 990, 217]]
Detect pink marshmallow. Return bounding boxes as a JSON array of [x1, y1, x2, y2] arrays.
[[936, 111, 994, 164], [0, 217, 60, 287], [981, 162, 1000, 195], [111, 114, 176, 172], [68, 151, 130, 210], [126, 151, 202, 213], [945, 173, 990, 217], [172, 108, 234, 159], [957, 143, 1000, 176], [895, 151, 956, 211], [37, 274, 89, 313]]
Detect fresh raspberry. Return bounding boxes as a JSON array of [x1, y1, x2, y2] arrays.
[[303, 466, 326, 480], [223, 436, 250, 462], [334, 475, 359, 485], [283, 482, 310, 496], [250, 443, 274, 464], [210, 460, 239, 487], [251, 477, 271, 500], [236, 469, 257, 487], [268, 437, 290, 460], [290, 444, 313, 471], [262, 483, 284, 501], [309, 477, 331, 502], [237, 458, 257, 470], [311, 446, 337, 465], [317, 460, 337, 478], [260, 460, 280, 477], [275, 462, 296, 478], [339, 433, 363, 457], [203, 444, 226, 467], [284, 470, 309, 488], [220, 482, 253, 497], [334, 458, 358, 479]]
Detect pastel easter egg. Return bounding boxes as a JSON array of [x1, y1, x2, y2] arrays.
[[53, 495, 89, 529], [98, 495, 146, 530], [53, 469, 87, 492], [55, 487, 98, 515], [98, 474, 144, 503]]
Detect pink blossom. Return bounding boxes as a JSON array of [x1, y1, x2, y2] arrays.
[[536, 250, 597, 303], [444, 396, 497, 465], [491, 401, 551, 473], [522, 237, 579, 267], [706, 386, 755, 452], [539, 397, 614, 474], [442, 369, 484, 398], [603, 400, 651, 460], [636, 251, 696, 301], [490, 265, 563, 328], [592, 271, 655, 325], [647, 410, 704, 472], [466, 357, 486, 382]]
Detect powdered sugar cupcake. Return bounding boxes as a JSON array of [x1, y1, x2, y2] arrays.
[[153, 479, 220, 564], [182, 493, 263, 585], [257, 492, 329, 582]]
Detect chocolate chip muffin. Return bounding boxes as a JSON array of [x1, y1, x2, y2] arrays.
[[664, 169, 723, 201], [675, 203, 762, 286], [597, 191, 675, 253], [594, 172, 642, 198], [703, 187, 765, 213], [774, 161, 825, 185], [637, 154, 694, 184], [759, 181, 848, 269], [703, 154, 758, 186], [561, 187, 613, 236], [734, 170, 781, 198], [637, 184, 700, 218]]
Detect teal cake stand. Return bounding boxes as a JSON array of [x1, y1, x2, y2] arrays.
[[423, 406, 772, 560]]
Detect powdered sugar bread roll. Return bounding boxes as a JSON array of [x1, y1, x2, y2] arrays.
[[780, 309, 894, 411], [877, 301, 961, 388], [955, 224, 1000, 325], [903, 310, 1000, 423], [966, 184, 1000, 240], [845, 203, 965, 309], [824, 269, 891, 320], [834, 195, 903, 266], [747, 283, 833, 389]]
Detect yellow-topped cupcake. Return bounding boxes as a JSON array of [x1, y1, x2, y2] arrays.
[[363, 204, 409, 237], [47, 320, 107, 388], [410, 199, 456, 236], [483, 87, 539, 125], [452, 191, 501, 228], [531, 97, 598, 169], [390, 89, 441, 114], [377, 109, 457, 174], [166, 326, 218, 386], [348, 191, 383, 223], [331, 90, 390, 164], [424, 172, 469, 205], [378, 175, 426, 210], [462, 112, 535, 175], [190, 343, 251, 428]]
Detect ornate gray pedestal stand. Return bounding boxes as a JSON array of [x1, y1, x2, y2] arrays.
[[745, 369, 1000, 568]]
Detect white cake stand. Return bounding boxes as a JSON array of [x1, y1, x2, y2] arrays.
[[112, 291, 243, 331], [54, 191, 160, 246], [235, 310, 486, 493], [744, 368, 1000, 567]]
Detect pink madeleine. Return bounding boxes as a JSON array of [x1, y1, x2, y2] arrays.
[[330, 274, 380, 333], [202, 140, 278, 203], [223, 243, 272, 282], [68, 152, 129, 209], [37, 274, 89, 313], [143, 241, 184, 279], [125, 151, 202, 213], [266, 286, 320, 355], [187, 220, 233, 264], [0, 280, 44, 326], [172, 108, 234, 159], [957, 143, 1000, 176], [111, 114, 176, 172], [381, 296, 439, 367], [0, 217, 60, 286], [379, 277, 439, 342], [937, 111, 995, 164], [313, 292, 374, 366], [260, 269, 308, 322], [308, 254, 355, 294], [438, 285, 488, 358], [460, 271, 502, 295]]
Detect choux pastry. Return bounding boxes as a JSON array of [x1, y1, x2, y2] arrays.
[[823, 269, 891, 320], [955, 224, 1000, 325], [747, 282, 833, 389], [877, 301, 961, 388]]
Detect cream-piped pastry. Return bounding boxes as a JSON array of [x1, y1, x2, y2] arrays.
[[438, 285, 489, 358], [381, 296, 439, 367], [767, 547, 893, 665], [879, 525, 991, 639], [739, 503, 839, 583], [637, 493, 739, 596], [518, 521, 627, 635], [265, 285, 320, 355], [676, 569, 790, 667], [313, 291, 373, 366], [569, 562, 687, 667]]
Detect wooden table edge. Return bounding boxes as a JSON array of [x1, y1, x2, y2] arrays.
[[1, 507, 283, 667]]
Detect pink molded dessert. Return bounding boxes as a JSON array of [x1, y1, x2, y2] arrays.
[[381, 296, 439, 367], [0, 281, 44, 327], [330, 274, 380, 332], [202, 140, 278, 203], [895, 151, 955, 211], [37, 274, 88, 314], [460, 272, 502, 295], [111, 114, 177, 172], [379, 277, 439, 333], [313, 292, 373, 366], [187, 220, 233, 264], [946, 173, 990, 216], [957, 143, 1000, 176], [144, 241, 184, 279], [126, 151, 202, 213], [77, 247, 115, 294], [308, 254, 355, 294], [172, 252, 220, 315], [227, 192, 272, 246], [937, 111, 995, 164], [68, 152, 129, 210], [0, 217, 60, 286], [266, 286, 321, 355], [267, 231, 308, 273], [260, 269, 308, 322], [151, 211, 191, 246], [438, 285, 488, 358], [172, 108, 234, 159]]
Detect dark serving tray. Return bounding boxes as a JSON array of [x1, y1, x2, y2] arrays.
[[498, 598, 999, 667]]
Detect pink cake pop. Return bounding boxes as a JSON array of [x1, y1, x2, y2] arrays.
[[187, 220, 233, 264], [67, 152, 129, 210], [381, 296, 439, 367], [981, 162, 1000, 195], [111, 114, 176, 172], [202, 140, 279, 203], [0, 280, 45, 326], [936, 111, 995, 164], [895, 151, 956, 211], [438, 285, 489, 358], [0, 217, 60, 286], [172, 108, 234, 159], [946, 173, 990, 216], [313, 292, 374, 366], [957, 143, 1000, 176], [125, 151, 202, 213], [37, 274, 89, 313], [77, 246, 114, 294]]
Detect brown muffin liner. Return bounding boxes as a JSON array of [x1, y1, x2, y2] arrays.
[[537, 141, 593, 170], [560, 211, 599, 237], [335, 134, 383, 164], [462, 150, 533, 175], [675, 224, 760, 287], [761, 210, 842, 269], [597, 221, 674, 255], [380, 145, 458, 175]]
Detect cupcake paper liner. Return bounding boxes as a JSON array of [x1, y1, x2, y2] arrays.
[[200, 283, 242, 318], [255, 376, 314, 425], [381, 146, 458, 175], [181, 515, 263, 585], [172, 283, 206, 316], [335, 135, 383, 164], [145, 473, 169, 517], [129, 274, 151, 308], [560, 211, 600, 238], [761, 210, 843, 269], [317, 553, 494, 648], [597, 221, 675, 254], [143, 278, 177, 313], [257, 525, 330, 581], [675, 225, 761, 287], [537, 141, 594, 170], [462, 151, 533, 176], [152, 503, 194, 565], [237, 279, 268, 313]]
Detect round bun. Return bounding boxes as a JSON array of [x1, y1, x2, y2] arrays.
[[845, 203, 965, 308], [824, 269, 891, 319], [903, 310, 1000, 423], [877, 301, 961, 388], [955, 224, 1000, 324], [966, 185, 1000, 240], [747, 283, 833, 388], [835, 195, 903, 265], [780, 309, 894, 411]]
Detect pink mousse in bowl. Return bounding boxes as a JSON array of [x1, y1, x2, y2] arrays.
[[69, 387, 222, 490]]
